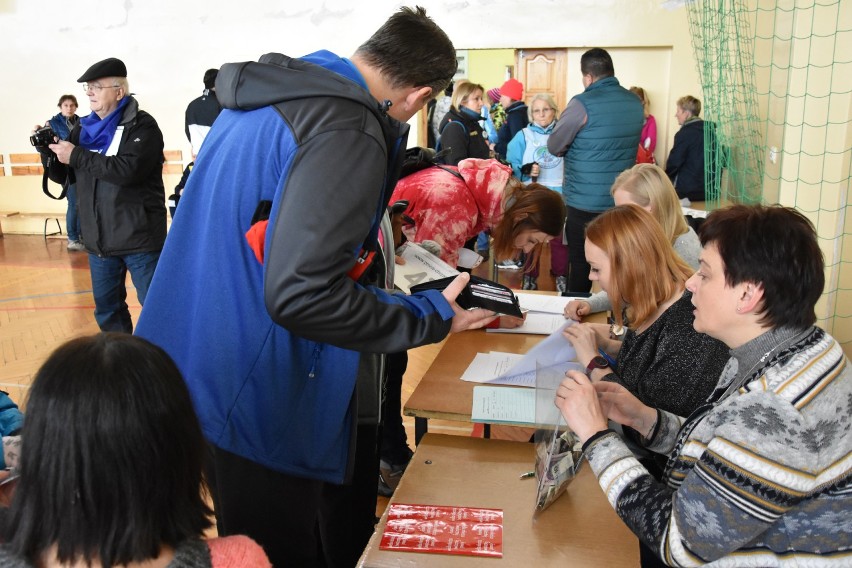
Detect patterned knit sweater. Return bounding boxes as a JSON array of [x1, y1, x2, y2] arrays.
[[584, 326, 852, 566], [0, 536, 270, 567]]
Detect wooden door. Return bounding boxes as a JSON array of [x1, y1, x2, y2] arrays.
[[516, 49, 568, 111]]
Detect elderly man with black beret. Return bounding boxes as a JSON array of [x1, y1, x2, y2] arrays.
[[47, 57, 166, 333]]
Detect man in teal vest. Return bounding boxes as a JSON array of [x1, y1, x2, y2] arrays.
[[548, 48, 644, 293]]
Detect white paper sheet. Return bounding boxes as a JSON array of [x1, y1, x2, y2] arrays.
[[471, 386, 536, 424], [488, 320, 583, 387], [515, 293, 592, 315], [485, 312, 567, 335], [394, 242, 458, 294], [459, 352, 525, 383], [456, 247, 483, 269]]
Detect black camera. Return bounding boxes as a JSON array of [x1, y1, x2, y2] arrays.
[[30, 126, 57, 150]]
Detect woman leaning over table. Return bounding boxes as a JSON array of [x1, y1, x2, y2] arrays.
[[561, 204, 727, 419], [391, 158, 565, 269], [565, 163, 700, 320], [556, 204, 852, 567]]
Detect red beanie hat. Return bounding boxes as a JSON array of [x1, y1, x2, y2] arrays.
[[500, 78, 524, 101]]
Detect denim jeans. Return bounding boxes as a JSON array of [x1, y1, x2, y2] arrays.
[[65, 183, 81, 242], [476, 230, 489, 251], [88, 251, 161, 333]]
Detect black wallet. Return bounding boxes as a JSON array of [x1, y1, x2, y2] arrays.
[[409, 275, 523, 318]]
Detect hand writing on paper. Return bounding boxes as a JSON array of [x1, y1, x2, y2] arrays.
[[497, 311, 527, 329], [441, 273, 498, 333]]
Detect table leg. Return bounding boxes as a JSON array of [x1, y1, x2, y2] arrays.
[[483, 423, 491, 439], [415, 417, 428, 445]]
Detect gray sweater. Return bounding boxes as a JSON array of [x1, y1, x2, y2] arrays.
[[585, 326, 852, 565]]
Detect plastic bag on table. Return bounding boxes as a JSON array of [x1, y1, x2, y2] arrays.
[[532, 361, 585, 517]]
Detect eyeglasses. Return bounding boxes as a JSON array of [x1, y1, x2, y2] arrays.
[[532, 108, 555, 115], [83, 84, 120, 93]]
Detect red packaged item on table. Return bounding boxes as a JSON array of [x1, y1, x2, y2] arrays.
[[379, 503, 503, 558]]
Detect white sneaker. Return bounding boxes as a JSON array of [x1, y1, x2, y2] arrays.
[[67, 241, 86, 252]]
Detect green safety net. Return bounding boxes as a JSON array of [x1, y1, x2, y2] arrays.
[[684, 0, 852, 350]]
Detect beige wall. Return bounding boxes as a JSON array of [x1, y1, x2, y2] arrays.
[[0, 0, 702, 232]]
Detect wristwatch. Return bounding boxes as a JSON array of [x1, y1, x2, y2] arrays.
[[584, 355, 610, 377]]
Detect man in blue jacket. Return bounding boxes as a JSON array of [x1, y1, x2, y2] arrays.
[[548, 48, 644, 293], [136, 7, 494, 567]]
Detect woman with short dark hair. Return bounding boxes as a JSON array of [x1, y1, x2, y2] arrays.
[[556, 204, 852, 566], [0, 333, 270, 567]]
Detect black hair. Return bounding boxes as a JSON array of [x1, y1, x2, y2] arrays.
[[580, 48, 615, 79], [354, 6, 457, 97], [4, 333, 212, 565], [203, 68, 219, 90], [698, 204, 824, 329]]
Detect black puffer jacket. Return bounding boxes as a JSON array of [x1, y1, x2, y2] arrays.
[[665, 118, 718, 202], [437, 106, 490, 166], [47, 97, 166, 256]]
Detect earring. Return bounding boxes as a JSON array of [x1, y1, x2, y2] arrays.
[[736, 306, 742, 313]]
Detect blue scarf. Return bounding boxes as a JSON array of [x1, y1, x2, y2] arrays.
[[459, 106, 482, 122], [79, 97, 130, 154]]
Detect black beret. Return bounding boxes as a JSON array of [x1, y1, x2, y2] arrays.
[[77, 57, 127, 83]]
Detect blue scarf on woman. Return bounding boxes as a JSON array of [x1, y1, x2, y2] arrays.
[[79, 97, 129, 154]]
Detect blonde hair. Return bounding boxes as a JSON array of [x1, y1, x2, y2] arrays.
[[677, 95, 701, 117], [610, 164, 689, 244], [586, 205, 692, 329], [451, 81, 484, 110], [526, 93, 558, 123]]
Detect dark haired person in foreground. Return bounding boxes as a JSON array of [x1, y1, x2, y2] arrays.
[[556, 205, 852, 566], [0, 334, 270, 567], [136, 6, 495, 567]]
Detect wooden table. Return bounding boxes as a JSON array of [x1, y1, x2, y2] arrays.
[[358, 433, 639, 567], [405, 311, 605, 443]]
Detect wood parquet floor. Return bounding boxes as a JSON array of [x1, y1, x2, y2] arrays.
[[0, 235, 113, 408]]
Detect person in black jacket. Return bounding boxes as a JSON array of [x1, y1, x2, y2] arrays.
[[665, 95, 717, 202], [47, 57, 166, 334], [184, 68, 222, 158], [437, 80, 490, 166], [493, 78, 528, 160]]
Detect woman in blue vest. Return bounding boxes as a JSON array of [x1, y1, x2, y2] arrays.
[[506, 94, 568, 291]]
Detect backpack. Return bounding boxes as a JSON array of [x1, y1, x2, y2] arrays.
[[399, 146, 462, 181], [434, 120, 468, 162]]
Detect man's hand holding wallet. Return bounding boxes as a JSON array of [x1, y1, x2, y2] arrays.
[[411, 274, 524, 319]]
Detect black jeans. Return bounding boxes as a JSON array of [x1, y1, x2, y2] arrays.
[[206, 425, 379, 568], [380, 351, 411, 465], [564, 206, 604, 294]]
